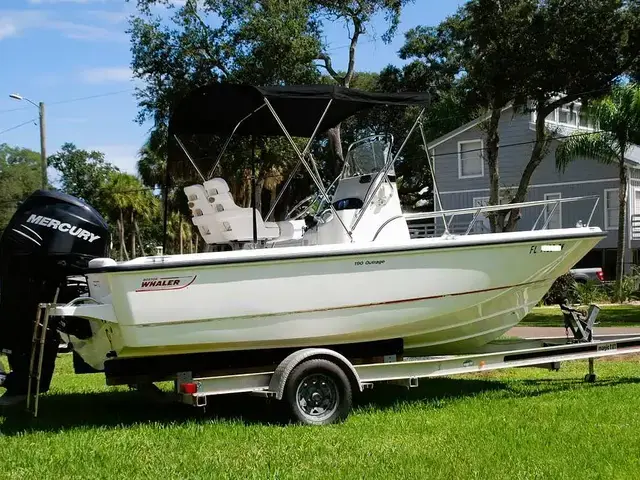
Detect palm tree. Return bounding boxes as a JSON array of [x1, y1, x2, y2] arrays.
[[555, 83, 640, 294], [137, 137, 165, 190], [103, 172, 158, 260]]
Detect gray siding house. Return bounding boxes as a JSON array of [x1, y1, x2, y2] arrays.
[[420, 103, 640, 279]]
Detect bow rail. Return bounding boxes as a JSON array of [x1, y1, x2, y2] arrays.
[[404, 195, 600, 236]]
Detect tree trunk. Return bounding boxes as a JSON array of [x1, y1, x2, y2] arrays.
[[118, 209, 129, 261], [179, 215, 184, 255], [485, 107, 503, 232], [134, 220, 146, 257], [616, 155, 628, 293], [130, 210, 135, 259], [243, 169, 252, 208], [118, 218, 123, 261], [327, 126, 344, 178], [254, 178, 264, 216], [504, 104, 553, 232], [267, 187, 277, 221]]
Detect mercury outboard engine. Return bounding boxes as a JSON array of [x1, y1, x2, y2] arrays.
[[0, 189, 110, 400]]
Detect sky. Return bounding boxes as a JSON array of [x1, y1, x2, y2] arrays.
[[0, 0, 463, 181]]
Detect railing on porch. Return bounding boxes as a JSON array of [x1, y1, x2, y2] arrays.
[[408, 221, 490, 238], [632, 214, 640, 240], [405, 195, 600, 239]]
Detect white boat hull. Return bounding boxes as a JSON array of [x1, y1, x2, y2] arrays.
[[59, 227, 604, 368]]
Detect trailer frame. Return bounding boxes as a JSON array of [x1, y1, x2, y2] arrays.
[[174, 333, 640, 401], [173, 302, 638, 424]]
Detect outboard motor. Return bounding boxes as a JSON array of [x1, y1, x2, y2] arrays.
[[0, 189, 110, 401]]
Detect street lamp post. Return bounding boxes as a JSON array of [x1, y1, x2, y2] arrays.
[[9, 93, 47, 190]]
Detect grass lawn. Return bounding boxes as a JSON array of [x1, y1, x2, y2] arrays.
[[2, 354, 640, 479], [522, 304, 640, 327]]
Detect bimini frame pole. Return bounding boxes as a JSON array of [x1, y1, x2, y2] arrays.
[[206, 104, 268, 180], [262, 97, 353, 241], [162, 144, 170, 254], [174, 135, 206, 182], [251, 136, 258, 246], [265, 160, 301, 221], [350, 108, 425, 234], [265, 99, 333, 222], [419, 121, 449, 235]]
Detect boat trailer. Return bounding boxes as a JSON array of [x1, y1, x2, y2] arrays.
[[14, 302, 640, 425]]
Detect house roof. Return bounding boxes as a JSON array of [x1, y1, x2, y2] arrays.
[[625, 144, 640, 166], [426, 104, 513, 150]]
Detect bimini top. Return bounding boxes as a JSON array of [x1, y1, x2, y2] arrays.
[[168, 83, 430, 138]]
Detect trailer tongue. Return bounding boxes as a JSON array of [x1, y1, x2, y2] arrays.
[[0, 189, 110, 404]]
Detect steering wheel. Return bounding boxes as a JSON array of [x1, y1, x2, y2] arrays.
[[285, 194, 317, 221]]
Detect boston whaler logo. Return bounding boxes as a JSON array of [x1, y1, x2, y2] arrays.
[[136, 275, 197, 292], [26, 214, 101, 243]]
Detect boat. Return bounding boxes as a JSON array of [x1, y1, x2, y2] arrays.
[[0, 84, 605, 378]]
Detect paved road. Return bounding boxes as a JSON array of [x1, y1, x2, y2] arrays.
[[508, 326, 640, 338]]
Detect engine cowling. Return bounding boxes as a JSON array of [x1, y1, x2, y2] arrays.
[[0, 190, 111, 393]]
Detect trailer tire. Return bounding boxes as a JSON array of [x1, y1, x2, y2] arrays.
[[284, 358, 352, 426]]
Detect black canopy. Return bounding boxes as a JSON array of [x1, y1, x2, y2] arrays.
[[168, 83, 430, 138]]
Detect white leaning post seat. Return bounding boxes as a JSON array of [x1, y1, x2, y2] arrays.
[[184, 184, 227, 244], [185, 178, 280, 244]]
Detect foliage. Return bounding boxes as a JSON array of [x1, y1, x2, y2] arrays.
[[605, 266, 640, 303], [102, 172, 160, 260], [507, 0, 640, 231], [0, 143, 42, 233], [127, 0, 417, 224], [312, 1, 414, 170], [542, 273, 577, 305], [399, 0, 640, 232], [573, 280, 609, 306], [47, 143, 120, 212], [555, 83, 640, 285], [47, 143, 163, 259]]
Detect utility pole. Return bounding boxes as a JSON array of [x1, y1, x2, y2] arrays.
[[38, 102, 47, 190], [9, 93, 47, 190]]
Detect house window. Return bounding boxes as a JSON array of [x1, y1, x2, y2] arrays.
[[543, 193, 562, 229], [458, 140, 484, 179], [558, 106, 577, 126], [579, 113, 592, 129], [604, 188, 619, 230], [539, 101, 595, 131]]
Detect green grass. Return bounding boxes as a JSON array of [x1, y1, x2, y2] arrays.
[[522, 304, 640, 327], [3, 354, 640, 479]]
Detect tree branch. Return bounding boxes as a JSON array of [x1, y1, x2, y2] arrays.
[[504, 106, 551, 231], [343, 16, 363, 88], [317, 53, 342, 84], [189, 6, 232, 78]]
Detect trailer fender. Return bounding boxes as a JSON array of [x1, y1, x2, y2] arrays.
[[269, 348, 362, 400]]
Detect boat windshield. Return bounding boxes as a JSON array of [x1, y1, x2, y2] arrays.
[[343, 135, 393, 178]]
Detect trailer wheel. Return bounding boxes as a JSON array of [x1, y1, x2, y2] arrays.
[[284, 358, 352, 426]]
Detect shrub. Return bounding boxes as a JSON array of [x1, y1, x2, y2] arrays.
[[543, 273, 577, 305], [573, 279, 608, 305]]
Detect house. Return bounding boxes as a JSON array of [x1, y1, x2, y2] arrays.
[[420, 102, 640, 280]]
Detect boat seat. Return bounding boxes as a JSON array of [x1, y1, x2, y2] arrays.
[[184, 179, 280, 244], [184, 184, 216, 217]]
